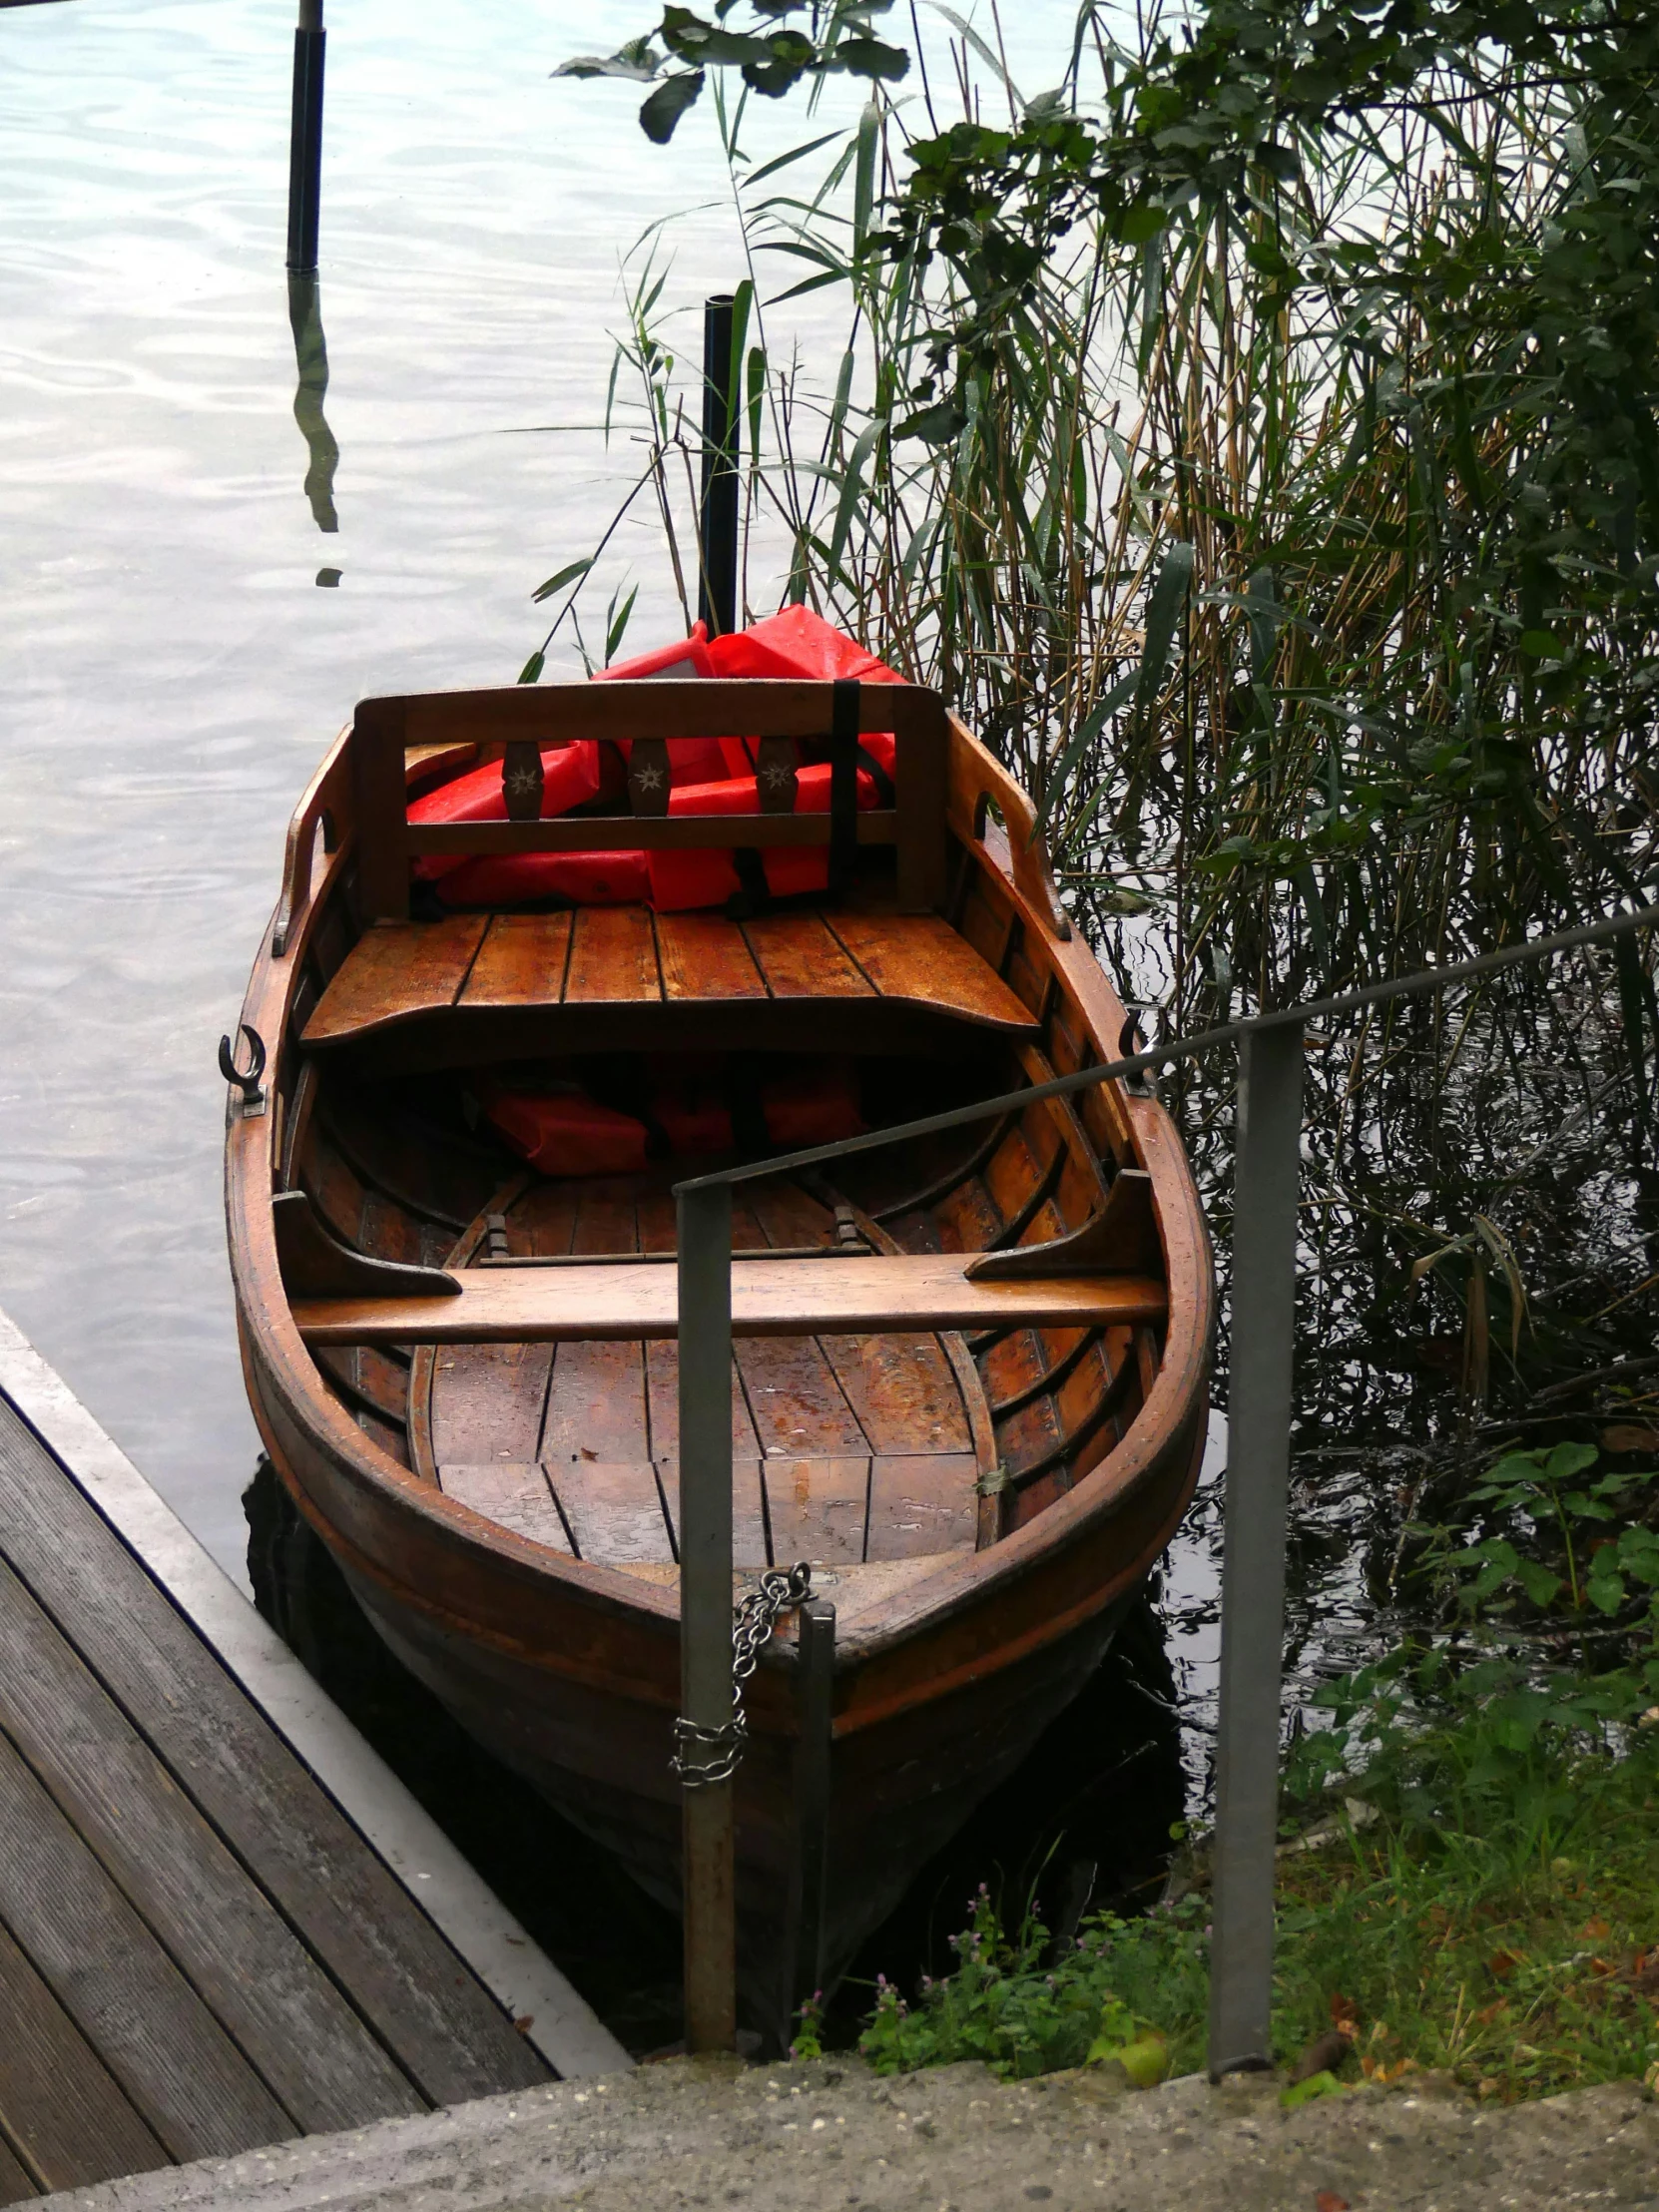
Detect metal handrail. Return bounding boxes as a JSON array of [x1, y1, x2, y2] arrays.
[[669, 894, 1659, 2062], [672, 895, 1659, 1200]]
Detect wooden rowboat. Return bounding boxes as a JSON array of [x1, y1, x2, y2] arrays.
[[225, 667, 1214, 2043]]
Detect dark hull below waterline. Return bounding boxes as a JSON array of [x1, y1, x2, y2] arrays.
[[338, 1551, 1144, 2037]]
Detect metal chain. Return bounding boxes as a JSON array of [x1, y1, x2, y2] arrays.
[[672, 1561, 813, 1790]]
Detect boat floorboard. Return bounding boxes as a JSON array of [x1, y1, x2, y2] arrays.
[[0, 1387, 550, 2201]]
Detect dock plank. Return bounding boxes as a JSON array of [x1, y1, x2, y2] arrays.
[[0, 1398, 548, 2112], [0, 1554, 422, 2136], [0, 1726, 293, 2160], [0, 1919, 165, 2196]]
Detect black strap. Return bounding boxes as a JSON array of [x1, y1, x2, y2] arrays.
[[855, 742, 894, 806], [829, 677, 860, 896], [727, 844, 771, 918]]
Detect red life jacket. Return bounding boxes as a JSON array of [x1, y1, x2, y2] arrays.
[[426, 609, 903, 913], [478, 1057, 864, 1177]]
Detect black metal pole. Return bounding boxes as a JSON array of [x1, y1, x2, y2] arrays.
[[286, 0, 326, 276], [787, 1597, 835, 2043], [698, 293, 740, 637]]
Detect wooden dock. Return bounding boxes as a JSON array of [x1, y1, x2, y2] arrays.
[[0, 1319, 627, 2200]]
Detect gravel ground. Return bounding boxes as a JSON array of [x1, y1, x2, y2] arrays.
[[40, 2054, 1659, 2212]]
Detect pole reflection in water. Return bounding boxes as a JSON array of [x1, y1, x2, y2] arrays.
[[286, 272, 339, 539]]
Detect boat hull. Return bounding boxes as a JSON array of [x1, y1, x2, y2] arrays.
[[228, 688, 1217, 2047]]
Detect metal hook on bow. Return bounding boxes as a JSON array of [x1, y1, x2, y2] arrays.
[[219, 1024, 268, 1116]]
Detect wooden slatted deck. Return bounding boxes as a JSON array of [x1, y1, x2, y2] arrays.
[[302, 906, 1038, 1049], [0, 1380, 585, 2200]]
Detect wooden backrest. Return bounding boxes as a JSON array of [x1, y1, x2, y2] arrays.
[[349, 680, 950, 922]]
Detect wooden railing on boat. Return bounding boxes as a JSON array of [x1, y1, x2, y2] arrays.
[[346, 679, 952, 923]]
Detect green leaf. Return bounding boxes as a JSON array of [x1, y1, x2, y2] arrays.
[[517, 651, 545, 685], [1515, 1560, 1564, 1608], [824, 35, 908, 82], [531, 556, 594, 605], [1586, 1571, 1626, 1615], [853, 101, 878, 257], [640, 69, 705, 143], [746, 342, 767, 468], [827, 415, 884, 581], [1116, 203, 1167, 247], [605, 583, 639, 665], [1035, 669, 1139, 838], [1135, 541, 1195, 718], [1518, 628, 1565, 658], [1543, 1441, 1599, 1486], [1281, 2071, 1347, 2109], [743, 130, 843, 189]]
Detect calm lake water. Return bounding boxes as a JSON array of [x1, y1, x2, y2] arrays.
[[0, 0, 893, 1574]]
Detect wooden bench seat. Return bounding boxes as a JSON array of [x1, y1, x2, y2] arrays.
[[302, 906, 1038, 1050], [291, 1256, 1166, 1347]]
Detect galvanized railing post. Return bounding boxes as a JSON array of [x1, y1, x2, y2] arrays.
[[676, 1181, 738, 2051], [1207, 1017, 1306, 2078]]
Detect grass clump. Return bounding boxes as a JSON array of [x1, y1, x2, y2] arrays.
[[854, 1883, 1207, 2084], [854, 1722, 1659, 2099]]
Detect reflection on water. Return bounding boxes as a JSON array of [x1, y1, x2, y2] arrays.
[[286, 274, 338, 535]]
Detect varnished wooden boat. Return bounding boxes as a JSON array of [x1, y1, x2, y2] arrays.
[[225, 667, 1214, 2041]]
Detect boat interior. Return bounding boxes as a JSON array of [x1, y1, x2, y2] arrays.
[[266, 676, 1174, 1588]]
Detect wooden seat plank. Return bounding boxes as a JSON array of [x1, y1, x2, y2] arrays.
[[302, 908, 1038, 1044], [564, 905, 662, 1004], [0, 1400, 547, 2110], [830, 909, 1037, 1030], [303, 917, 487, 1045], [0, 1556, 421, 2137], [0, 1727, 292, 2160], [760, 1455, 870, 1567], [458, 913, 574, 1007], [656, 912, 766, 1001], [0, 1919, 166, 2194], [438, 1464, 574, 1554], [742, 912, 874, 999], [293, 1259, 1168, 1345]]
